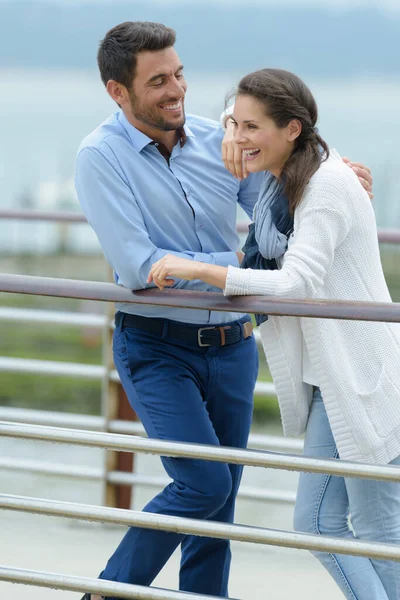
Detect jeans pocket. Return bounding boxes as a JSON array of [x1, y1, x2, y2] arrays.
[[360, 367, 400, 438]]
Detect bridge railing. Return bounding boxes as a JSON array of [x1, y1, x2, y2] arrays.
[[1, 208, 400, 510], [2, 268, 400, 596], [2, 210, 400, 597]]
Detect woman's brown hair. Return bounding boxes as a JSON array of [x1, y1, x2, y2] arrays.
[[237, 68, 329, 213]]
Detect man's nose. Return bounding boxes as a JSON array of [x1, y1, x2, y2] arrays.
[[168, 77, 186, 98]]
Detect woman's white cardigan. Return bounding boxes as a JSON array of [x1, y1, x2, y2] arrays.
[[225, 150, 400, 464]]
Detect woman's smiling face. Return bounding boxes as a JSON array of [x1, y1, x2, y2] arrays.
[[232, 94, 298, 177]]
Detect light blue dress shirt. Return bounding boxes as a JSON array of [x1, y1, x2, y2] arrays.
[[75, 110, 263, 324]]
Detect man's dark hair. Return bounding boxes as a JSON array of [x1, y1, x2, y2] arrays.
[[97, 21, 177, 89]]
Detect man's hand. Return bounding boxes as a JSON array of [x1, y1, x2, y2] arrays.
[[222, 119, 249, 181], [343, 158, 373, 200]]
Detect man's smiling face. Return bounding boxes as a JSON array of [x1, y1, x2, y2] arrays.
[[128, 46, 187, 133]]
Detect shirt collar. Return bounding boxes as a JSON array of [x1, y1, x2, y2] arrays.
[[118, 109, 195, 153]]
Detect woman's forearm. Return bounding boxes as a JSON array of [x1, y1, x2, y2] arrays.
[[196, 263, 228, 290]]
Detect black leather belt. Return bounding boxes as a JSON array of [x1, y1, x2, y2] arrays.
[[116, 312, 253, 348]]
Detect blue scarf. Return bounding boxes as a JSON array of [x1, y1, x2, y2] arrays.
[[241, 172, 293, 326]]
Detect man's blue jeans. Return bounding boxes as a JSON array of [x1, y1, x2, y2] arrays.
[[100, 314, 258, 598], [294, 387, 400, 599]]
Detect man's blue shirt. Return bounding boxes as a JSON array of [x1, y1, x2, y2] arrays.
[[75, 110, 263, 324]]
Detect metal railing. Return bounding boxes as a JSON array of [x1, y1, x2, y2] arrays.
[[0, 565, 225, 600], [1, 208, 400, 244], [2, 211, 400, 597]]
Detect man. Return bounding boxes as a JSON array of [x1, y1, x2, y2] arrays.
[[75, 21, 373, 600]]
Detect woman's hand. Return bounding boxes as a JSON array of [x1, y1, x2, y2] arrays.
[[222, 119, 249, 180], [343, 158, 373, 199], [148, 255, 229, 291], [148, 255, 203, 290]]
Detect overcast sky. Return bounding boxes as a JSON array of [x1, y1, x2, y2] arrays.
[[1, 0, 399, 16], [2, 0, 399, 7]]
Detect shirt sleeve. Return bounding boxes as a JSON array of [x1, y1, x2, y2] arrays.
[[220, 104, 234, 129], [75, 146, 238, 290], [237, 172, 263, 219], [224, 184, 351, 298]]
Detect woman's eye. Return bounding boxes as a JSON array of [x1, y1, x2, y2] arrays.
[[248, 124, 257, 130]]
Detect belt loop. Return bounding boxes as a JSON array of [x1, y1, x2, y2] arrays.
[[161, 319, 169, 339], [242, 320, 253, 340], [119, 312, 125, 331]]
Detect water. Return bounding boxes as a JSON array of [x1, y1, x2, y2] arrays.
[[1, 69, 400, 254]]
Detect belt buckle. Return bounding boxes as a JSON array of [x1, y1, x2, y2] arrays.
[[197, 326, 215, 347]]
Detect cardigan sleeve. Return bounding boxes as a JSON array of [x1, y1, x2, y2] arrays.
[[224, 179, 352, 298]]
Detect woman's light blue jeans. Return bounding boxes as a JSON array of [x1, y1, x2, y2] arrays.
[[294, 387, 400, 600]]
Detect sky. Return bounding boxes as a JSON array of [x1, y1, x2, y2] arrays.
[[2, 0, 399, 7]]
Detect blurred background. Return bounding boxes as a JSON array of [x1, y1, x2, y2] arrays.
[[1, 2, 400, 598]]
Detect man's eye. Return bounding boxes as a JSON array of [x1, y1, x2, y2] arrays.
[[176, 73, 183, 79], [153, 80, 163, 86]]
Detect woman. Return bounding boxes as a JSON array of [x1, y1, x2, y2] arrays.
[[149, 68, 400, 599]]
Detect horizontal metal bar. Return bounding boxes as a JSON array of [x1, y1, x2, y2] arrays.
[[1, 421, 399, 482], [1, 210, 399, 245], [0, 406, 105, 430], [0, 407, 303, 453], [0, 209, 87, 223], [2, 272, 400, 322], [237, 220, 400, 245], [0, 458, 296, 504], [0, 457, 101, 480], [0, 565, 224, 600], [1, 493, 400, 561], [0, 356, 105, 379], [0, 306, 107, 327], [0, 358, 276, 399], [376, 229, 400, 244]]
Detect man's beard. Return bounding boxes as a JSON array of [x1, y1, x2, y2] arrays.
[[129, 92, 185, 131]]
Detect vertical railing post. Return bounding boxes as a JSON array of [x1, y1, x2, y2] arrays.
[[101, 277, 139, 509]]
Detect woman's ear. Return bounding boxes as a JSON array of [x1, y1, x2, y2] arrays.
[[287, 119, 302, 142]]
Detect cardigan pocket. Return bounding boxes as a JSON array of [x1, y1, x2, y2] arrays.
[[360, 367, 400, 438]]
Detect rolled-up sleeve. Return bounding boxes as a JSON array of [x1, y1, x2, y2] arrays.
[[75, 147, 238, 290]]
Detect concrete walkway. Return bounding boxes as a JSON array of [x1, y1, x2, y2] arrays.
[[0, 511, 341, 600]]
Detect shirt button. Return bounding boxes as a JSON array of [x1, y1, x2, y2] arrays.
[[155, 142, 159, 146]]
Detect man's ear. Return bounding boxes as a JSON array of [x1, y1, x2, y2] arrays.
[[287, 119, 302, 142], [106, 80, 129, 107]]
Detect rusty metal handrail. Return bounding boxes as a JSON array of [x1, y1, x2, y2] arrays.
[[1, 272, 400, 323], [1, 209, 400, 244]]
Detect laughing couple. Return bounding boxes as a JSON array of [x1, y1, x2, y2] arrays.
[[76, 20, 400, 600]]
